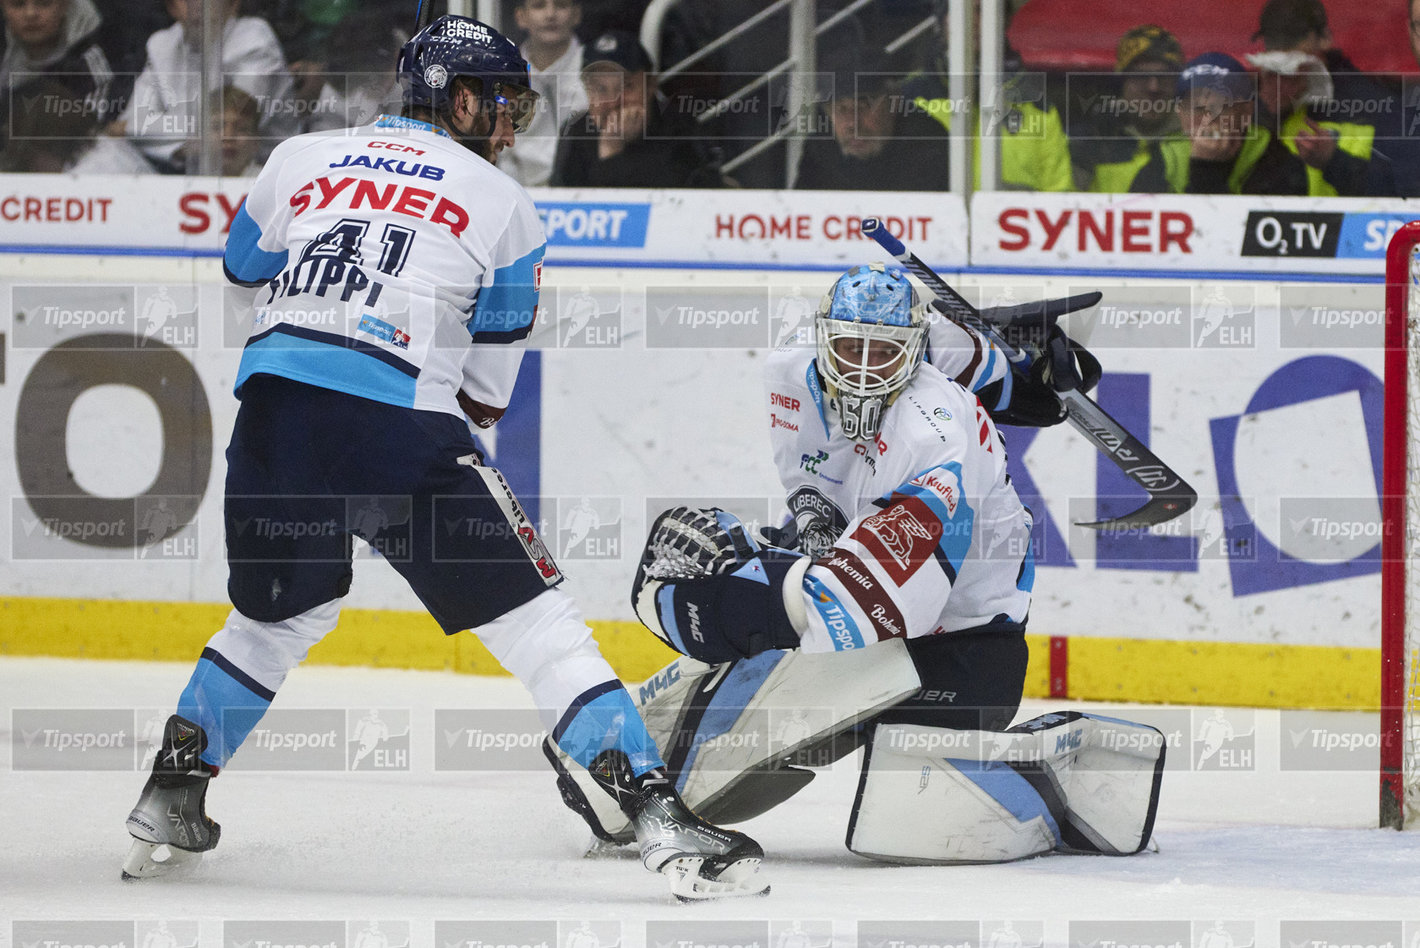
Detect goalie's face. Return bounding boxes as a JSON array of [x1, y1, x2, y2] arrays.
[[814, 264, 927, 441]]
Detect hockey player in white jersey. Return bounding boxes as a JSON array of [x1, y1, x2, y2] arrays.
[[550, 264, 1164, 863], [122, 15, 766, 901]]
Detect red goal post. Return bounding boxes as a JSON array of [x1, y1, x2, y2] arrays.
[[1382, 219, 1420, 829]]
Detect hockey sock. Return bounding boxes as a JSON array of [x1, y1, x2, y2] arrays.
[[552, 680, 663, 777], [176, 648, 274, 769]]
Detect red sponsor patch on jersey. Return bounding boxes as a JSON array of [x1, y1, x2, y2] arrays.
[[850, 497, 942, 586], [821, 551, 908, 641], [909, 471, 959, 518], [533, 260, 543, 293]]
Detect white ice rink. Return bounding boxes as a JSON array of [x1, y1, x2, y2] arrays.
[[3, 655, 1420, 948]]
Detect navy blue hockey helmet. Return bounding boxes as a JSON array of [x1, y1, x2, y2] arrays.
[[397, 15, 539, 133]]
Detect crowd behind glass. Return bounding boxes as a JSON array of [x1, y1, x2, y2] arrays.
[[2, 0, 1416, 195]]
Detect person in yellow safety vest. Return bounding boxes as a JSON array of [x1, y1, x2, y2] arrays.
[[899, 2, 1073, 194], [1069, 25, 1191, 193], [1244, 0, 1398, 196], [1178, 53, 1310, 195]]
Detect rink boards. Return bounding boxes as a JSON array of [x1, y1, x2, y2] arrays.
[[0, 181, 1410, 710]]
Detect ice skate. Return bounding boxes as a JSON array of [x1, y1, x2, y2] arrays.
[[588, 749, 769, 902], [121, 715, 220, 880]]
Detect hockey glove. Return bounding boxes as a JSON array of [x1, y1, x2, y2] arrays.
[[968, 292, 1103, 428], [632, 507, 805, 664]]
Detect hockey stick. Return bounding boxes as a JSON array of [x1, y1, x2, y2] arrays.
[[861, 217, 1197, 531], [413, 0, 435, 34]]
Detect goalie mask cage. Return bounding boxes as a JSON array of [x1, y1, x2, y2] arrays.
[[1382, 219, 1420, 829]]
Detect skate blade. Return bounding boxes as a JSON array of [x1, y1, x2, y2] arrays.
[[660, 855, 770, 902], [583, 836, 634, 859], [120, 839, 203, 881]]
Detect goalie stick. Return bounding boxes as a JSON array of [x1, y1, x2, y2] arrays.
[[861, 217, 1197, 531]]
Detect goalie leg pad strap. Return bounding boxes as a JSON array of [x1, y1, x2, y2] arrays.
[[846, 712, 1164, 863]]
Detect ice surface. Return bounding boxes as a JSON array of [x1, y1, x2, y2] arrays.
[[2, 657, 1418, 948]]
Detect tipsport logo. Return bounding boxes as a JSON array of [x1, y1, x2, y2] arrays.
[[10, 284, 198, 349], [644, 286, 771, 349]]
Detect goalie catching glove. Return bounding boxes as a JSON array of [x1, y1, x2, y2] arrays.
[[632, 507, 808, 663]]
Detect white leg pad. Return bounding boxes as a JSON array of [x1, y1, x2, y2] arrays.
[[548, 639, 921, 840], [847, 712, 1165, 864]]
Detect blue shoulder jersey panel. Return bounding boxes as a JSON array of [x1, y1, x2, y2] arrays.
[[224, 201, 289, 288], [469, 243, 545, 344]]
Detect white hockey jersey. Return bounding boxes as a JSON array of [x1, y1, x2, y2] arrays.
[[766, 337, 1033, 654], [224, 115, 545, 420]]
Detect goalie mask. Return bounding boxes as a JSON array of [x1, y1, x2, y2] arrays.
[[815, 263, 928, 441]]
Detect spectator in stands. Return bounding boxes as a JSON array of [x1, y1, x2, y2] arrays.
[[106, 0, 294, 173], [0, 0, 132, 167], [0, 76, 97, 170], [501, 0, 590, 187], [211, 83, 261, 176], [1179, 52, 1310, 194], [1244, 0, 1396, 195], [900, 2, 1073, 191], [551, 29, 725, 188], [281, 5, 403, 134], [796, 51, 951, 190], [1412, 0, 1420, 67], [1071, 25, 1190, 193]]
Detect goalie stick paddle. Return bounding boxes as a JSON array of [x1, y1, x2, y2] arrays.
[[860, 217, 1197, 531]]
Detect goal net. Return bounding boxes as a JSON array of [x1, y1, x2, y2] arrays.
[[1382, 219, 1420, 829]]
